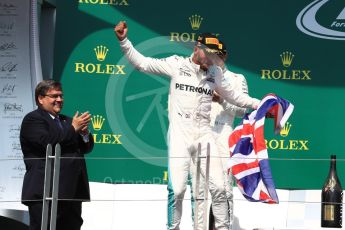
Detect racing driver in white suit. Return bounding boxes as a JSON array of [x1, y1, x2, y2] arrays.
[[114, 21, 260, 230], [193, 41, 249, 230], [211, 47, 248, 230]]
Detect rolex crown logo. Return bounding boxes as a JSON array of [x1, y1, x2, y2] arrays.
[[280, 51, 294, 67], [91, 115, 105, 131], [94, 45, 109, 61], [280, 122, 292, 137], [189, 14, 203, 30]]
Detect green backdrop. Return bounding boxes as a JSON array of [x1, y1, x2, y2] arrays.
[[53, 0, 345, 189]]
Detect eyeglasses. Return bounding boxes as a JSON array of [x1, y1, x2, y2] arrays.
[[44, 94, 64, 99]]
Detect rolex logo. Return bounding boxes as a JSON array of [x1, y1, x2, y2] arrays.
[[94, 45, 109, 61], [261, 51, 311, 80], [280, 122, 292, 137], [280, 51, 294, 67], [189, 14, 203, 30], [91, 115, 105, 131]]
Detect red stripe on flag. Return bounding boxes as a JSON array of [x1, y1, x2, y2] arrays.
[[232, 161, 259, 175], [253, 125, 266, 152]]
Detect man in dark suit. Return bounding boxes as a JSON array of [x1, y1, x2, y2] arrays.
[[20, 80, 94, 230]]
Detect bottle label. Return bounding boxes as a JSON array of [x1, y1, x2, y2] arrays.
[[324, 205, 335, 221]]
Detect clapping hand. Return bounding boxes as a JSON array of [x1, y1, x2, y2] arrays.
[[72, 111, 91, 132]]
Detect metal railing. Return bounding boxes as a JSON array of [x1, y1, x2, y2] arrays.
[[1, 147, 345, 229], [41, 143, 61, 230]]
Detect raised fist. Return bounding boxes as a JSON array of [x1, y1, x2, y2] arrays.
[[114, 21, 128, 41]]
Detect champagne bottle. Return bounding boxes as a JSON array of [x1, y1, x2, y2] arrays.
[[321, 155, 343, 228]]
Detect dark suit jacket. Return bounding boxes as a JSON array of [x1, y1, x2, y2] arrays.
[[20, 107, 94, 205]]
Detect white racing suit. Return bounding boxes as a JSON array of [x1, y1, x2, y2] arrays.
[[119, 38, 259, 230], [192, 69, 249, 230]]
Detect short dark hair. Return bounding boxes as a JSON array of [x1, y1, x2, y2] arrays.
[[35, 80, 62, 106]]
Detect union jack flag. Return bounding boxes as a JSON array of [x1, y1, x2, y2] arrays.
[[228, 94, 294, 203]]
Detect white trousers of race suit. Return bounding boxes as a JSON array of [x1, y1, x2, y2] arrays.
[[190, 71, 247, 230], [167, 116, 229, 230], [190, 122, 234, 230]]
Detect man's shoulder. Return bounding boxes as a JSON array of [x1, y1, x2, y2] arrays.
[[24, 108, 42, 119], [224, 70, 246, 80], [23, 108, 53, 121], [21, 109, 46, 127], [164, 54, 188, 63]]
